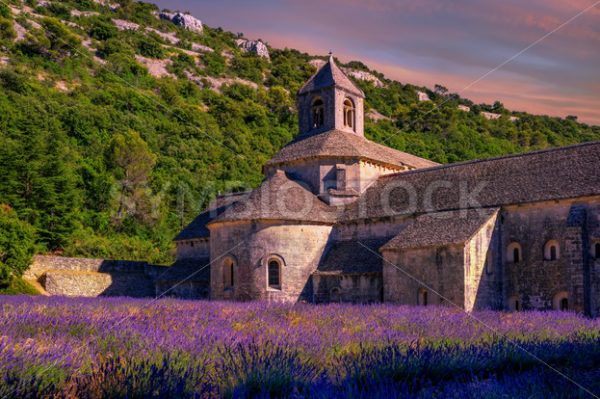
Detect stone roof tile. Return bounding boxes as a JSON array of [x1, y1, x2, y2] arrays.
[[211, 170, 339, 224], [299, 55, 364, 97], [343, 141, 600, 221], [266, 129, 439, 169], [381, 208, 499, 251], [175, 192, 249, 241], [175, 206, 227, 241], [316, 238, 391, 274]]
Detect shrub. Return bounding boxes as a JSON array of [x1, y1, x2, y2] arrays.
[[0, 69, 29, 93], [97, 37, 134, 58], [0, 3, 10, 18], [88, 19, 118, 41], [46, 3, 71, 19], [137, 38, 165, 59], [20, 17, 80, 60], [0, 17, 16, 42]]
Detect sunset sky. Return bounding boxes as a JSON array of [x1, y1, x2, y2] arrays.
[[154, 0, 600, 125]]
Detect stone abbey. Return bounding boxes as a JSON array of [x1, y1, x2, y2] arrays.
[[157, 55, 600, 315]]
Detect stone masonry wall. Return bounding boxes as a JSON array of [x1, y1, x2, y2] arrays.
[[209, 220, 332, 302], [464, 212, 502, 311], [175, 238, 210, 260], [297, 87, 364, 138], [25, 255, 165, 297], [587, 202, 600, 316], [500, 199, 599, 312], [382, 245, 466, 307]]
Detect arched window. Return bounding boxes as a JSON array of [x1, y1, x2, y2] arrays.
[[506, 242, 522, 263], [343, 98, 355, 130], [560, 298, 569, 311], [223, 258, 235, 289], [544, 240, 560, 261], [312, 98, 324, 128], [508, 295, 521, 311], [268, 259, 281, 289], [418, 288, 428, 306], [553, 291, 569, 311], [595, 242, 600, 259]]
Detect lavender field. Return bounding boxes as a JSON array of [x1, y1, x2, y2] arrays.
[[1, 297, 600, 398]]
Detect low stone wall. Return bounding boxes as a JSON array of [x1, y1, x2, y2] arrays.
[[26, 255, 167, 298], [25, 255, 159, 279]]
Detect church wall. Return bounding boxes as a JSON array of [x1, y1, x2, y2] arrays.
[[297, 88, 364, 137], [501, 198, 600, 313], [358, 160, 403, 193], [465, 212, 502, 311], [264, 159, 406, 204], [333, 89, 364, 136], [298, 89, 337, 135], [209, 221, 332, 302], [175, 238, 210, 260], [381, 245, 466, 307], [588, 202, 600, 316], [270, 158, 361, 197], [312, 273, 382, 303], [335, 217, 408, 241]]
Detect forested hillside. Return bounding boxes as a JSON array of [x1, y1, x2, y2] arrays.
[[0, 0, 598, 283]]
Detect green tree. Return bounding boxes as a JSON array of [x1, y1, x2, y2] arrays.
[[111, 130, 157, 225], [0, 205, 36, 287]]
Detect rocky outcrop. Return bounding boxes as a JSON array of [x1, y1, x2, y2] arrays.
[[112, 19, 140, 31], [135, 55, 175, 78], [236, 39, 270, 59], [192, 43, 213, 53], [146, 27, 179, 45], [93, 0, 120, 10], [71, 9, 99, 17], [344, 69, 384, 88], [309, 59, 326, 69], [417, 91, 430, 102], [160, 12, 203, 34], [13, 22, 26, 42], [204, 76, 259, 92]]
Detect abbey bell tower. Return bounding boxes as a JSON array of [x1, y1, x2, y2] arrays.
[[297, 55, 365, 137]]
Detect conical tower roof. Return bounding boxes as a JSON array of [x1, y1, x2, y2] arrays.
[[298, 55, 364, 98]]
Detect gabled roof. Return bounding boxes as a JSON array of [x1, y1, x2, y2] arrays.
[[210, 170, 339, 224], [342, 140, 600, 222], [381, 208, 499, 251], [174, 207, 224, 241], [299, 55, 365, 98], [316, 238, 392, 274], [266, 129, 439, 169], [174, 192, 247, 241]]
